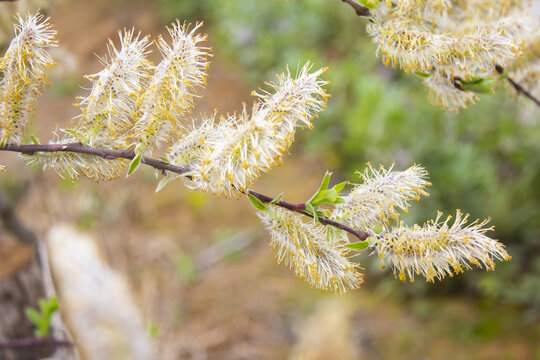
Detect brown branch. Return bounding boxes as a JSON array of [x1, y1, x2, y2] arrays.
[[0, 143, 370, 241], [341, 0, 371, 17], [0, 142, 188, 175], [0, 337, 74, 349], [496, 65, 540, 108], [246, 190, 369, 240]]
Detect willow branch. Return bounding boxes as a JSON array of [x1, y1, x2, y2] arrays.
[[246, 190, 369, 240], [495, 65, 540, 108], [0, 337, 74, 349], [341, 0, 371, 17], [0, 143, 370, 241]]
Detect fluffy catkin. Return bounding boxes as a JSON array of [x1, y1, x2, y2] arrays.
[[376, 210, 511, 282], [259, 205, 364, 294], [0, 13, 56, 144]]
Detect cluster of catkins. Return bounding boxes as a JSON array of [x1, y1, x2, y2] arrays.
[[258, 164, 510, 293], [0, 13, 510, 294], [363, 0, 540, 111]]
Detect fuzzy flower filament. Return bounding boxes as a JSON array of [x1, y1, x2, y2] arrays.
[[259, 205, 364, 294], [39, 30, 150, 182], [133, 22, 209, 154], [376, 210, 511, 282], [0, 13, 56, 144], [74, 29, 151, 148], [184, 63, 329, 197], [332, 164, 430, 232]]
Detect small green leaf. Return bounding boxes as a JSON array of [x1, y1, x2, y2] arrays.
[[128, 152, 142, 176], [372, 224, 384, 234], [305, 202, 319, 222], [334, 197, 346, 204], [415, 71, 431, 78], [62, 129, 78, 137], [156, 174, 172, 192], [30, 136, 40, 145], [460, 77, 496, 94], [308, 172, 330, 203], [248, 193, 267, 211], [358, 0, 377, 9], [173, 252, 197, 283], [307, 172, 346, 207], [345, 240, 370, 251], [334, 181, 346, 192], [148, 322, 160, 339], [38, 298, 48, 312], [270, 193, 283, 204], [24, 307, 42, 327]]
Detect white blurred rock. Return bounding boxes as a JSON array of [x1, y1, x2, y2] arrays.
[[47, 225, 154, 360]]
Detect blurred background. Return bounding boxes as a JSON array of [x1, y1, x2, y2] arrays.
[[0, 0, 539, 359]]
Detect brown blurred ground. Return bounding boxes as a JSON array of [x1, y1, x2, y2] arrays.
[[0, 1, 538, 359]]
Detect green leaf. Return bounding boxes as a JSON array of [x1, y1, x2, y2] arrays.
[[334, 181, 346, 192], [415, 71, 431, 78], [307, 172, 346, 207], [147, 321, 160, 339], [47, 296, 58, 315], [24, 307, 42, 327], [345, 240, 370, 251], [358, 0, 377, 9], [305, 202, 319, 222], [173, 252, 197, 283], [459, 77, 496, 95], [248, 193, 267, 211], [270, 192, 283, 204], [30, 136, 40, 145], [372, 224, 384, 235], [308, 172, 331, 204], [128, 152, 142, 176], [62, 129, 78, 137], [156, 174, 172, 192]]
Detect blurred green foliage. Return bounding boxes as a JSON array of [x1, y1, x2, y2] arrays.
[[159, 0, 540, 313], [24, 296, 58, 337]]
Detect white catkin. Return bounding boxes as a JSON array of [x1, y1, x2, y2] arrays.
[[376, 210, 511, 282], [259, 205, 364, 294], [332, 164, 430, 231]]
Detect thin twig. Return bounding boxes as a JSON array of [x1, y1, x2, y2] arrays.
[[246, 190, 369, 240], [0, 337, 74, 349], [0, 143, 370, 241], [341, 0, 371, 17], [496, 65, 540, 108]]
